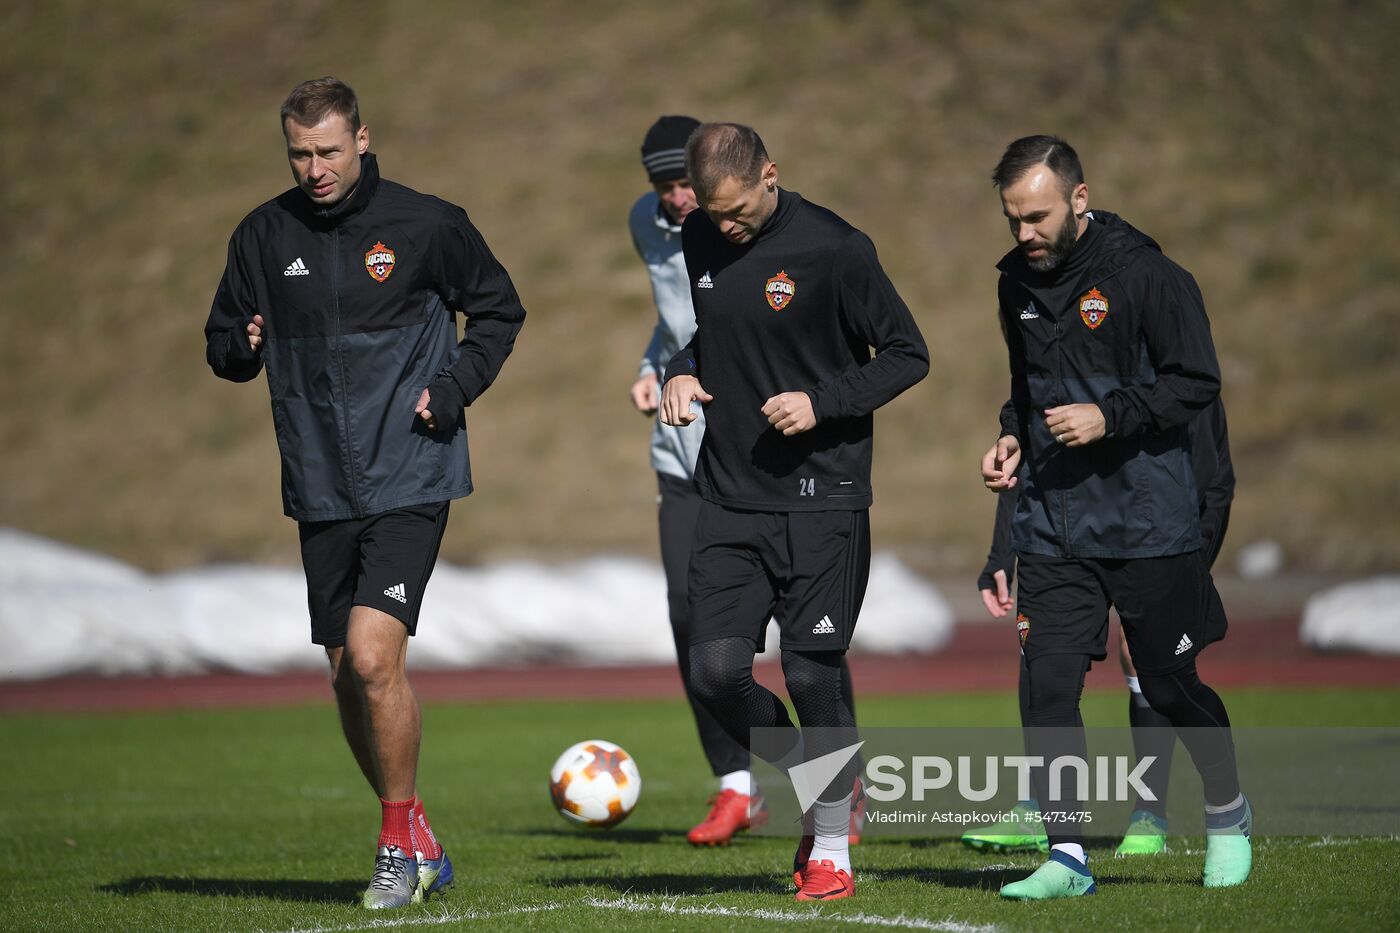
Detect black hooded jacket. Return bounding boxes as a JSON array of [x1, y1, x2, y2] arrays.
[[995, 210, 1222, 559]]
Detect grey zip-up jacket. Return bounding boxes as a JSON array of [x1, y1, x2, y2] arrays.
[[205, 154, 526, 522], [629, 192, 704, 480]]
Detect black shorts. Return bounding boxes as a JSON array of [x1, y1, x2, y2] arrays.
[[1015, 550, 1227, 676], [687, 501, 870, 652], [298, 501, 450, 646]]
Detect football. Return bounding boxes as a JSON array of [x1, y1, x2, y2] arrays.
[[549, 739, 642, 828]]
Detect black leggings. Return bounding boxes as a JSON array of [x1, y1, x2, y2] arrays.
[[1018, 652, 1178, 819], [690, 636, 858, 803], [1022, 653, 1240, 847], [1136, 663, 1239, 807]]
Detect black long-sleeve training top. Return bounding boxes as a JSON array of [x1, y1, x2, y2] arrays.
[[664, 189, 928, 511]]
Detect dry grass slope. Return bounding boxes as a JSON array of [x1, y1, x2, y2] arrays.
[[2, 0, 1396, 573]]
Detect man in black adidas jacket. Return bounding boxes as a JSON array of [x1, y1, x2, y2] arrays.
[[980, 136, 1250, 900], [661, 122, 928, 901], [204, 77, 525, 909]]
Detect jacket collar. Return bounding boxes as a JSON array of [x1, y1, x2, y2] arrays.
[[307, 153, 380, 226], [652, 194, 683, 234], [996, 210, 1159, 308], [757, 188, 801, 240]]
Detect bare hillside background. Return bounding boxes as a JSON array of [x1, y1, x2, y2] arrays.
[[2, 0, 1396, 575]]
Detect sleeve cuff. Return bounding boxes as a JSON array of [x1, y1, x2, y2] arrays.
[[426, 374, 468, 425]]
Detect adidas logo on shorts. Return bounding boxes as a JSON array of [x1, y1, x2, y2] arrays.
[[384, 583, 408, 604], [1174, 633, 1194, 656], [812, 615, 836, 635]]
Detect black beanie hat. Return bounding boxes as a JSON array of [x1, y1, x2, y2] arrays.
[[641, 115, 701, 183]]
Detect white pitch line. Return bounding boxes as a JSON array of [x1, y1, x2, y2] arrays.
[[1299, 835, 1400, 848], [584, 895, 1001, 932], [257, 902, 565, 933]]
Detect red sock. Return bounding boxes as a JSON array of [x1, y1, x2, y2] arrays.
[[411, 796, 444, 859], [378, 797, 414, 853]]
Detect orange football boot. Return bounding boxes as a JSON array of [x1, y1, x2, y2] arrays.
[[795, 859, 854, 901], [687, 790, 767, 846]]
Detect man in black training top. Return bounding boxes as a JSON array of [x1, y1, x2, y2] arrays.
[[204, 77, 525, 910], [980, 135, 1250, 900], [661, 122, 928, 902]]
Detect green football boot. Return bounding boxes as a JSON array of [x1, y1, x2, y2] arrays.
[[1116, 809, 1169, 856], [1000, 851, 1097, 900], [961, 800, 1049, 854], [1203, 796, 1253, 888]]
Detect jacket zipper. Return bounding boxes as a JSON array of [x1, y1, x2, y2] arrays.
[[332, 227, 364, 514], [1053, 318, 1072, 557]]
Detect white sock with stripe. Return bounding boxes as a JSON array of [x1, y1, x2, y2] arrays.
[[808, 792, 853, 872]]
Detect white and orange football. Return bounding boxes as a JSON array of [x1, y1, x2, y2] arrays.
[[548, 739, 642, 828]]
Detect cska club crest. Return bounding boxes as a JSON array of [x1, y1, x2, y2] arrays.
[[765, 270, 796, 311], [1016, 612, 1031, 647], [365, 241, 396, 283], [1079, 287, 1109, 329]]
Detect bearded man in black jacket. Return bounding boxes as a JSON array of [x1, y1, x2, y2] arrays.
[[661, 122, 928, 902], [980, 135, 1251, 899]]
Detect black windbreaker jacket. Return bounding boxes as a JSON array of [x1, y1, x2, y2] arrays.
[[978, 397, 1236, 590], [205, 154, 525, 522], [996, 211, 1221, 559]]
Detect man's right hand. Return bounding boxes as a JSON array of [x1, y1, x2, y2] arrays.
[[979, 568, 1013, 618], [660, 374, 713, 426], [246, 314, 265, 351], [981, 435, 1021, 492], [630, 372, 659, 414]]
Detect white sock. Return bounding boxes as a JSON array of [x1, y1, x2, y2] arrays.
[[807, 792, 852, 872], [1204, 792, 1245, 815], [719, 770, 752, 795], [1052, 842, 1087, 865], [1124, 675, 1141, 694]]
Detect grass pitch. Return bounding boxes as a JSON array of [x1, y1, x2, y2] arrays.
[[2, 687, 1398, 932]]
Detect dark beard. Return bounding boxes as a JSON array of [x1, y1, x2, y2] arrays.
[[1024, 211, 1080, 273]]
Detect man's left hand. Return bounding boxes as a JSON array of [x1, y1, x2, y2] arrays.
[[980, 568, 1013, 619], [416, 388, 437, 431], [762, 392, 816, 436], [1044, 403, 1106, 447]]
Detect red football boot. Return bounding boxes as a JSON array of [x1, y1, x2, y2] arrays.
[[792, 831, 815, 888], [687, 790, 766, 846], [795, 859, 855, 901]]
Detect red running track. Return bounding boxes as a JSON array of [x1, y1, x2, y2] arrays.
[[1, 617, 1396, 714]]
